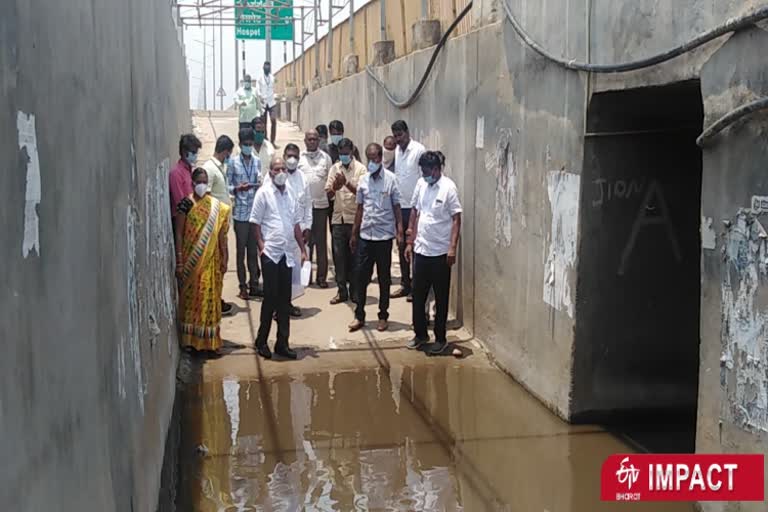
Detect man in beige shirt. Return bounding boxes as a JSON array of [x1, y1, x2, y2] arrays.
[[325, 138, 366, 304]]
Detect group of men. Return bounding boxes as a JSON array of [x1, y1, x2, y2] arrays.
[[234, 61, 279, 144], [170, 110, 462, 359]]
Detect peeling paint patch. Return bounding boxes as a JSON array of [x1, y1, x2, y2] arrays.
[[543, 171, 580, 319], [17, 111, 41, 258], [702, 216, 717, 250], [485, 129, 517, 246], [144, 158, 177, 354], [720, 210, 768, 434], [127, 206, 145, 414]]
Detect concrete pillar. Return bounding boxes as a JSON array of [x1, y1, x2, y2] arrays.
[[411, 19, 441, 51], [371, 40, 395, 66], [343, 54, 359, 76]]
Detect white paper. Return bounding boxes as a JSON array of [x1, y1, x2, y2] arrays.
[[291, 249, 306, 300], [475, 116, 485, 149], [300, 261, 311, 287]]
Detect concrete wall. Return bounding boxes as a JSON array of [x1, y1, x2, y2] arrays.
[[1, 0, 189, 510], [297, 1, 768, 501]]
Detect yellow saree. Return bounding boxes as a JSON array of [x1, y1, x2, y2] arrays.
[[178, 195, 230, 351]]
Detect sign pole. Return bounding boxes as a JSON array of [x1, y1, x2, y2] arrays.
[[266, 0, 272, 63]]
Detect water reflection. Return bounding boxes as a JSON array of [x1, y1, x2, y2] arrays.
[[177, 365, 694, 511]]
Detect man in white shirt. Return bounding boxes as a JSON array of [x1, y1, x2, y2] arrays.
[[234, 74, 262, 130], [257, 61, 277, 145], [249, 157, 308, 360], [202, 135, 235, 317], [282, 143, 313, 317], [404, 151, 462, 355], [299, 129, 333, 288], [391, 120, 426, 301]]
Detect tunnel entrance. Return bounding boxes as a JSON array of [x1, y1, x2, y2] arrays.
[[572, 81, 704, 453]]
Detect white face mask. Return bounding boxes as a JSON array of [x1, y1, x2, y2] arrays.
[[286, 156, 299, 171], [194, 183, 208, 197], [273, 172, 288, 187]]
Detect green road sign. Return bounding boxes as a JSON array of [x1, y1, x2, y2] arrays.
[[236, 0, 294, 41]]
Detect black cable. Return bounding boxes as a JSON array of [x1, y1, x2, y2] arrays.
[[365, 1, 473, 109], [697, 97, 768, 147], [501, 0, 768, 73]]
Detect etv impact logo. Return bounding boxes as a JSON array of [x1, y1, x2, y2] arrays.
[[601, 454, 765, 502]]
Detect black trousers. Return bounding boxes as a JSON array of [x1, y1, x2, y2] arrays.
[[256, 255, 292, 347], [308, 207, 330, 284], [412, 253, 451, 344], [234, 220, 260, 289], [397, 208, 413, 292], [355, 239, 393, 321], [331, 223, 357, 299]]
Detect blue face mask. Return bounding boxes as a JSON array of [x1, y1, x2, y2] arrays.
[[339, 154, 352, 166], [423, 175, 436, 185], [241, 145, 253, 156], [254, 132, 266, 144], [186, 152, 198, 165], [367, 161, 381, 174], [224, 155, 233, 166], [330, 134, 343, 145]]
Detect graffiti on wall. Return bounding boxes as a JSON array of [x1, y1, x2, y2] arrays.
[[543, 170, 580, 319], [720, 210, 768, 434]]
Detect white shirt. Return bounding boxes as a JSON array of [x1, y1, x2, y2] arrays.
[[256, 140, 276, 182], [411, 176, 463, 257], [202, 157, 231, 206], [299, 150, 333, 209], [258, 73, 276, 108], [262, 169, 313, 232], [249, 182, 303, 267], [394, 139, 426, 208]]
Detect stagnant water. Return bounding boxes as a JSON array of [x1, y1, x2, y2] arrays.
[[169, 363, 695, 511]]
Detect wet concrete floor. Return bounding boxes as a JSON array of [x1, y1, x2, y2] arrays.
[[171, 114, 696, 511]]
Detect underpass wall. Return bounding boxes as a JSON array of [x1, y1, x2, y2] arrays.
[[299, 2, 768, 482], [1, 0, 189, 510], [299, 13, 587, 417]]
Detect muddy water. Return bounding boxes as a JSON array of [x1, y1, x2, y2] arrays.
[[175, 363, 694, 511]]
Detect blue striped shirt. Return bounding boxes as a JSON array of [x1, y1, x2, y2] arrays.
[[227, 154, 261, 222], [356, 169, 402, 241]]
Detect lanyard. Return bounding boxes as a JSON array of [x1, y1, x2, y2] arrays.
[[240, 155, 256, 184]]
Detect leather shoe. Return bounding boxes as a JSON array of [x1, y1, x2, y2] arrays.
[[255, 341, 272, 359], [275, 342, 297, 360], [289, 305, 302, 317], [392, 288, 410, 299], [377, 319, 389, 332], [348, 319, 364, 332]]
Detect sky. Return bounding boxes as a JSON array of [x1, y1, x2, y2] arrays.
[[181, 0, 373, 110]]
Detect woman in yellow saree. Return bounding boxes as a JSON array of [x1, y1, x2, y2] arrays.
[[174, 168, 231, 357]]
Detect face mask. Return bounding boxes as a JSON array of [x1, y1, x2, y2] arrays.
[[367, 161, 381, 173], [339, 154, 352, 166], [186, 152, 198, 165], [244, 82, 252, 90], [194, 183, 208, 197], [273, 172, 288, 187], [382, 149, 395, 166], [286, 157, 299, 171], [423, 175, 436, 185], [224, 156, 233, 166], [330, 134, 343, 145], [241, 145, 253, 156], [254, 132, 265, 144]]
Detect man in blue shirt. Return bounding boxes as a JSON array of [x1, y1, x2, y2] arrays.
[[349, 143, 404, 332], [227, 128, 263, 300]]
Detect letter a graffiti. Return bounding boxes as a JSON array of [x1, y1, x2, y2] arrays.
[[618, 180, 682, 275]]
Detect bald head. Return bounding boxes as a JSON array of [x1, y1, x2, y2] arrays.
[[304, 129, 319, 152]]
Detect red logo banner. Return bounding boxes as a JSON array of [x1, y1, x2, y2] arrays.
[[601, 454, 764, 502]]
